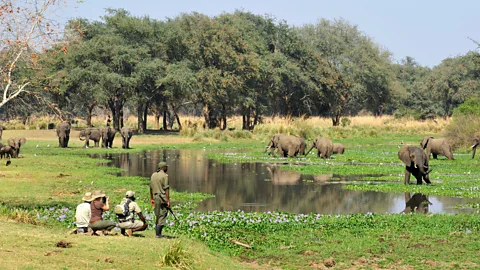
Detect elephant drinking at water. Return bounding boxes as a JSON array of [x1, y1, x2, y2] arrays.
[[398, 145, 432, 185]]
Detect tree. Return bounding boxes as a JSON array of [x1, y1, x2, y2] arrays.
[[1, 0, 67, 109]]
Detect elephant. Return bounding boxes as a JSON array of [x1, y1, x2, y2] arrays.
[[332, 143, 345, 155], [265, 134, 304, 157], [401, 193, 432, 214], [101, 126, 116, 148], [296, 136, 307, 156], [305, 137, 333, 159], [471, 136, 480, 159], [0, 124, 3, 140], [420, 136, 454, 161], [120, 127, 133, 149], [398, 145, 432, 185], [56, 121, 71, 148], [0, 144, 14, 159], [79, 128, 102, 148], [7, 137, 26, 158]]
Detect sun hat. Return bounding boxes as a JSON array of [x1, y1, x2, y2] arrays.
[[126, 190, 135, 198], [82, 192, 94, 202], [157, 161, 168, 169], [91, 190, 106, 199]]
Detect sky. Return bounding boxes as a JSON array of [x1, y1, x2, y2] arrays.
[[59, 0, 480, 67]]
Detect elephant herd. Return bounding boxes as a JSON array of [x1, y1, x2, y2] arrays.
[[265, 134, 345, 159], [0, 137, 27, 164], [265, 134, 459, 186], [55, 121, 133, 149]]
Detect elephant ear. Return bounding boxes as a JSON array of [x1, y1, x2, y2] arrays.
[[421, 137, 433, 149], [398, 147, 413, 166]]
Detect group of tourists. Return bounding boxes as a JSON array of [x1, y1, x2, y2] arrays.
[[74, 161, 171, 238]]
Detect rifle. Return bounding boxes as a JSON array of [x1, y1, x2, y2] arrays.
[[158, 194, 178, 221]]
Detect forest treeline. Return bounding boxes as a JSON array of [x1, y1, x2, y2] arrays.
[[2, 9, 480, 132]]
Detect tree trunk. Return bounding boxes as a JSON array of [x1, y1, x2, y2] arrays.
[[171, 103, 182, 131], [331, 114, 340, 126], [163, 110, 168, 130], [137, 104, 144, 134], [142, 102, 148, 132], [203, 103, 210, 129], [154, 111, 161, 130], [86, 103, 95, 127]]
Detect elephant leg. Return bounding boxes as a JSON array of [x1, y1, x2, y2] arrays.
[[404, 168, 411, 185], [432, 153, 438, 159]]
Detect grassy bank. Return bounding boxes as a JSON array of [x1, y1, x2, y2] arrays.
[[1, 121, 480, 269]]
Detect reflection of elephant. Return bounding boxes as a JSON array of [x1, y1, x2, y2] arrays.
[[266, 166, 301, 185], [120, 127, 133, 149], [56, 121, 71, 148], [313, 174, 333, 183], [332, 143, 345, 155], [401, 193, 432, 214], [101, 127, 116, 148], [306, 137, 333, 159], [79, 128, 101, 148], [398, 146, 432, 185], [420, 136, 454, 161], [265, 134, 303, 157], [7, 137, 26, 158]]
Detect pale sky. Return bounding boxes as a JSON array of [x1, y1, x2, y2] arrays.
[[60, 0, 480, 67]]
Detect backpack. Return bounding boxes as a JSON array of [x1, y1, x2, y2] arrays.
[[114, 199, 132, 219]]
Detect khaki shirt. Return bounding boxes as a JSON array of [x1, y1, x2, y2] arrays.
[[150, 170, 169, 202], [119, 198, 142, 221]]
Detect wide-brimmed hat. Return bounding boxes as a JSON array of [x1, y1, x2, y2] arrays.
[[126, 190, 135, 198], [82, 192, 94, 202], [158, 161, 168, 169], [91, 190, 105, 199]]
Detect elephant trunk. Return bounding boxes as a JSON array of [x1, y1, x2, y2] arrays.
[[79, 134, 86, 141], [305, 144, 315, 156], [472, 142, 478, 159]]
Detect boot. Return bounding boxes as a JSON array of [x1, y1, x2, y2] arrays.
[[155, 225, 164, 238]]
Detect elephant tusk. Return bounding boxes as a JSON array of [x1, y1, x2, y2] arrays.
[[472, 144, 478, 149]]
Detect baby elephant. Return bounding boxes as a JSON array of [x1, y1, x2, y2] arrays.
[[332, 143, 345, 155], [398, 146, 432, 185]]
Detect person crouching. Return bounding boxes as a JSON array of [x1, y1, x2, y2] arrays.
[[117, 190, 148, 237], [89, 190, 115, 236]]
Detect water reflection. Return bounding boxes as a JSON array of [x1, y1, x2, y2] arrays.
[[401, 193, 432, 214], [91, 149, 478, 215]]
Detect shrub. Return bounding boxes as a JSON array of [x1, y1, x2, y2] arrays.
[[160, 240, 192, 269], [341, 117, 351, 127]]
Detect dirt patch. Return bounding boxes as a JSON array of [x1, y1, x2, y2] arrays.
[[56, 240, 72, 248]]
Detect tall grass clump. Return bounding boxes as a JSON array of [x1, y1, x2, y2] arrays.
[[445, 98, 480, 148], [160, 240, 192, 269], [0, 205, 42, 225]]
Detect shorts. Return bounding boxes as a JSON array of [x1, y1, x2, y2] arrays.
[[118, 220, 144, 229]]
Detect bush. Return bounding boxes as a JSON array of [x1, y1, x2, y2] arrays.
[[341, 117, 351, 127]]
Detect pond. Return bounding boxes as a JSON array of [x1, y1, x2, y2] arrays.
[[93, 149, 478, 215]]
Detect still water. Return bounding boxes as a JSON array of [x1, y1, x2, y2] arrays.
[[93, 149, 477, 215]]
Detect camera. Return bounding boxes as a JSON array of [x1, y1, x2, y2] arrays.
[[102, 196, 108, 203]]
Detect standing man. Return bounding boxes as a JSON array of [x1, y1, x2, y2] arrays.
[[150, 161, 170, 238]]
